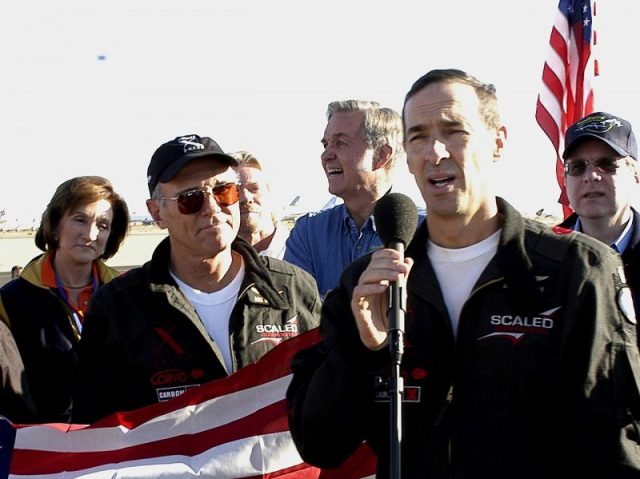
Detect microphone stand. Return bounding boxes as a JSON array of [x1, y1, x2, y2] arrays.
[[387, 241, 405, 479]]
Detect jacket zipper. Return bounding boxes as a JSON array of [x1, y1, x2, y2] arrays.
[[228, 282, 257, 373], [441, 276, 504, 467]]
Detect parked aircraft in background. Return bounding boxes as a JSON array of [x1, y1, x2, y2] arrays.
[[129, 211, 155, 226], [280, 195, 341, 224], [0, 210, 38, 232]]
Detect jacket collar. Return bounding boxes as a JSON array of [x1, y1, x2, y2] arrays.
[[406, 197, 541, 315], [560, 207, 640, 260], [623, 207, 640, 264], [19, 252, 119, 290], [147, 236, 290, 309]]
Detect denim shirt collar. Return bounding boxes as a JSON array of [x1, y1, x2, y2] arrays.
[[574, 214, 634, 253]]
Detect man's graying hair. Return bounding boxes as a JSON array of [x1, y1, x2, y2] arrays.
[[229, 150, 264, 171], [403, 69, 501, 130], [326, 100, 404, 166]]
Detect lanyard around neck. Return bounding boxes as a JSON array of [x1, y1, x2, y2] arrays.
[[54, 265, 99, 332]]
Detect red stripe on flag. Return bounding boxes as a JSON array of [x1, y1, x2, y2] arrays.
[[549, 28, 568, 63], [535, 101, 561, 151], [541, 64, 565, 107], [11, 400, 289, 475]]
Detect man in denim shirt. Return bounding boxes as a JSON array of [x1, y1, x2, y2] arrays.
[[284, 100, 407, 297]]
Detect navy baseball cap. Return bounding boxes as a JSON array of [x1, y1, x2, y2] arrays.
[[147, 134, 238, 195], [563, 112, 637, 161]]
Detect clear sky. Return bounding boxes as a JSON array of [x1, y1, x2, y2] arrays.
[[1, 0, 637, 227]]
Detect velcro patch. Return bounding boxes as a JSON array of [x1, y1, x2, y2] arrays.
[[618, 286, 637, 325]]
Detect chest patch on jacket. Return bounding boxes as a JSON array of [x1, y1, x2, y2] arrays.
[[250, 316, 299, 346], [478, 306, 561, 344]]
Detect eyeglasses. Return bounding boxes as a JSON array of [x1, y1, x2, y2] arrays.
[[161, 183, 240, 215], [564, 158, 622, 177]]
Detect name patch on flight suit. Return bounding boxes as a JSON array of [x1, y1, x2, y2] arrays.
[[156, 384, 200, 402], [374, 376, 422, 403]]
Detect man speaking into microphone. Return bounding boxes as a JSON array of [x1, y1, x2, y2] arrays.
[[287, 69, 640, 478]]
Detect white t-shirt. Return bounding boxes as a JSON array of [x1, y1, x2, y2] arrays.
[[427, 230, 500, 337], [171, 258, 246, 374]]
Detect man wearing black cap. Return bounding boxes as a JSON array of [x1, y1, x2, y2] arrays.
[[559, 112, 640, 313], [72, 134, 321, 423]]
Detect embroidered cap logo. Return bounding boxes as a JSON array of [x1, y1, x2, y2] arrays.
[[575, 115, 622, 134], [177, 135, 206, 153]]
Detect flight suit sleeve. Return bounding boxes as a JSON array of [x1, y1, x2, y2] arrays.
[[286, 265, 389, 468]]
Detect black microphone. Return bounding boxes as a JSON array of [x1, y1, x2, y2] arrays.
[[374, 192, 419, 256], [374, 192, 419, 361], [373, 192, 419, 479]]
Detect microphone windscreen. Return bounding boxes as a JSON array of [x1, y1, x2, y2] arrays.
[[374, 193, 419, 248]]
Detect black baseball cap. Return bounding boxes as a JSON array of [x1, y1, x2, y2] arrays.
[[147, 134, 238, 195], [563, 112, 637, 161]]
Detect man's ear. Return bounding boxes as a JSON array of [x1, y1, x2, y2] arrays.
[[493, 126, 508, 160], [146, 198, 166, 229], [373, 144, 393, 170]]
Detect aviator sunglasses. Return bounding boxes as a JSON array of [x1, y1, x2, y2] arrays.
[[161, 182, 240, 215], [564, 158, 623, 177]]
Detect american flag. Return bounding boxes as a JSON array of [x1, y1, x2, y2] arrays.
[[0, 330, 376, 479], [535, 0, 598, 218]]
